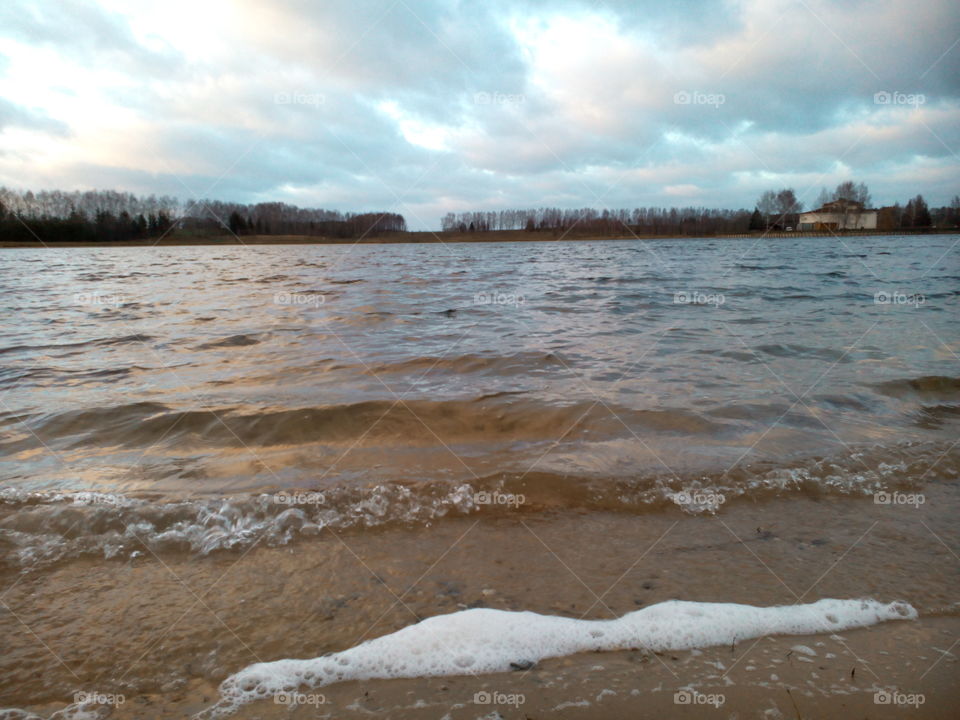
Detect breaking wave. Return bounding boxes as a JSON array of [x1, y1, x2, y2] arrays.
[[1, 440, 955, 570]]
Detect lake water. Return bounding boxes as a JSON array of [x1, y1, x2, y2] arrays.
[[1, 236, 958, 718]]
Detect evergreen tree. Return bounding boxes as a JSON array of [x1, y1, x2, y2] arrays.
[[901, 195, 931, 228], [156, 211, 172, 235], [913, 195, 931, 227], [901, 199, 915, 228], [228, 211, 246, 235]]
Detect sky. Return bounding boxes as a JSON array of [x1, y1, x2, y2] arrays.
[[0, 0, 957, 231]]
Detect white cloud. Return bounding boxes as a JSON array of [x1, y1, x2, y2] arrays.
[[0, 0, 956, 229]]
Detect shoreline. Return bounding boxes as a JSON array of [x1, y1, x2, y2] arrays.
[[2, 486, 956, 717], [1, 228, 956, 248]]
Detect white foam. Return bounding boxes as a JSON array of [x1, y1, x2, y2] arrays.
[[0, 704, 105, 720], [0, 485, 479, 569], [196, 598, 916, 718]]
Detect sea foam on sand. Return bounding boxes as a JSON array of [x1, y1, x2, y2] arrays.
[[197, 598, 916, 718]]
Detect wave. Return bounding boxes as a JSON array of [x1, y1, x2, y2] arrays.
[[196, 598, 916, 719], [196, 334, 263, 349], [756, 343, 849, 362], [915, 403, 960, 428], [0, 484, 477, 570], [872, 375, 960, 398], [6, 398, 728, 451], [735, 264, 795, 270], [1, 440, 953, 569], [365, 352, 565, 377], [18, 369, 955, 454], [0, 334, 152, 357], [363, 351, 564, 376]]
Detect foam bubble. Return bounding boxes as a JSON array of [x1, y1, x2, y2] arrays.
[[0, 704, 107, 720], [197, 598, 916, 718], [0, 485, 478, 568]]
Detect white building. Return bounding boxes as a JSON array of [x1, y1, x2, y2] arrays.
[[798, 199, 890, 231]]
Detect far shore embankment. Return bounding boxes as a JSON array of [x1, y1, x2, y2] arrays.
[[1, 228, 956, 248]]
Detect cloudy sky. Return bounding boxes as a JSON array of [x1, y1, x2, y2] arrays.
[[0, 0, 957, 230]]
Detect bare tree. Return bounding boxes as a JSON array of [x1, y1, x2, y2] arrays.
[[774, 188, 802, 228], [757, 190, 777, 227], [815, 187, 832, 209], [833, 181, 870, 206]]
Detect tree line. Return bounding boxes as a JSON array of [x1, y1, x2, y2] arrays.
[[441, 207, 755, 236], [1, 185, 955, 243], [444, 183, 957, 237], [0, 187, 406, 243], [0, 188, 176, 243]]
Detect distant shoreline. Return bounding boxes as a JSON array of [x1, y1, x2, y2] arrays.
[[1, 228, 956, 248]]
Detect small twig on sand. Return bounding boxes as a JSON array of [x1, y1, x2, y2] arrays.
[[786, 688, 802, 719]]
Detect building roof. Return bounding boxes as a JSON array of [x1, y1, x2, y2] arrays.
[[801, 201, 879, 215]]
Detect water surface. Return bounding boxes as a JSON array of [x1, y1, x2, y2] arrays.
[[0, 236, 958, 558], [1, 235, 958, 718]]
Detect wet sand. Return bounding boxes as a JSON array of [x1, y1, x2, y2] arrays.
[[3, 485, 957, 718]]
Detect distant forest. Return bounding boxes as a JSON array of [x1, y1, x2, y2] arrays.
[[442, 183, 959, 236], [0, 188, 406, 243], [1, 185, 957, 244], [442, 207, 754, 235]]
